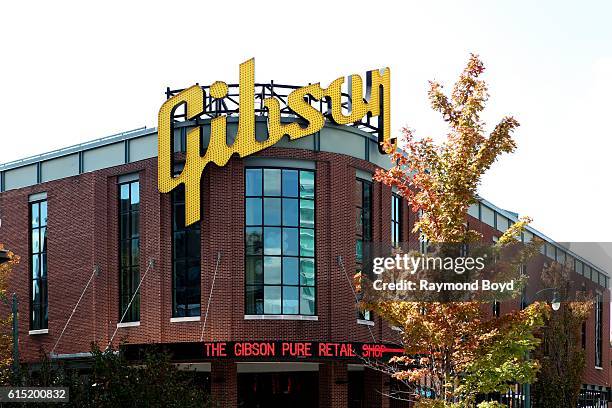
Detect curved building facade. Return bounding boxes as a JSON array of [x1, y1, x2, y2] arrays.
[[0, 95, 609, 407]]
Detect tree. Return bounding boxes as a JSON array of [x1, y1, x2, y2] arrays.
[[367, 54, 549, 406], [14, 344, 213, 408], [0, 244, 18, 385], [531, 262, 592, 407]]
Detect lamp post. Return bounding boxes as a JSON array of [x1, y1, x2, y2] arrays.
[[522, 287, 560, 408]]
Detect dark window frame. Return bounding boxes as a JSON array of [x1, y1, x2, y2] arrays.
[[29, 199, 48, 331], [118, 179, 140, 323], [171, 186, 202, 318], [244, 166, 317, 316], [356, 178, 373, 321], [595, 293, 603, 367], [391, 193, 403, 246]]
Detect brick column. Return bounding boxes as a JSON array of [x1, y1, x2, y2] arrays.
[[211, 360, 237, 408], [319, 361, 348, 408], [363, 368, 390, 408]]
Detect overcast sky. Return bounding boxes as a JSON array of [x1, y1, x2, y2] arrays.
[[1, 0, 611, 243]]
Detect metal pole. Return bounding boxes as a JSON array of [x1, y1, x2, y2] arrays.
[[11, 293, 18, 374]]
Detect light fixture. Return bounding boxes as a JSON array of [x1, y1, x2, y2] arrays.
[[551, 291, 561, 311]]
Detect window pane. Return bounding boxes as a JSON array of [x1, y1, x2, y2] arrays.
[[263, 169, 281, 196], [356, 240, 363, 263], [173, 202, 186, 230], [32, 255, 40, 279], [32, 229, 40, 253], [282, 228, 299, 256], [246, 286, 264, 314], [120, 214, 130, 239], [264, 227, 281, 255], [283, 286, 299, 314], [300, 200, 314, 228], [263, 198, 281, 225], [282, 199, 299, 227], [246, 257, 263, 284], [131, 239, 140, 267], [130, 182, 140, 209], [31, 203, 40, 228], [121, 240, 130, 267], [300, 229, 315, 257], [41, 253, 47, 278], [300, 258, 315, 286], [300, 287, 315, 315], [300, 171, 314, 199], [283, 257, 299, 285], [187, 230, 200, 259], [120, 184, 130, 213], [40, 201, 47, 227], [131, 212, 139, 238], [282, 170, 299, 197], [264, 256, 281, 284], [246, 227, 263, 255], [246, 198, 262, 225], [246, 169, 262, 196], [264, 286, 281, 314], [173, 231, 186, 259]]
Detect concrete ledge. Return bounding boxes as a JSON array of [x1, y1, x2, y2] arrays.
[[244, 315, 318, 321], [117, 321, 140, 328], [170, 316, 200, 323]]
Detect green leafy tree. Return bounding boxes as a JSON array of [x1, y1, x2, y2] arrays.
[[13, 344, 212, 408]]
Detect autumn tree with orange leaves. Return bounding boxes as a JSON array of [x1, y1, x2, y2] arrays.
[[0, 244, 18, 384], [367, 55, 549, 407]]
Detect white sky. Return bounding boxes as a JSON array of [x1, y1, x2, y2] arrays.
[[1, 0, 611, 242]]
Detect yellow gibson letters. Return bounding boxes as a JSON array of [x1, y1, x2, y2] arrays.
[[158, 58, 393, 226]]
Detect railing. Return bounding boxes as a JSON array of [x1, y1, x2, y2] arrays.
[[165, 82, 381, 138]]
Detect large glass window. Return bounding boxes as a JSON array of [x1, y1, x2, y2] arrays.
[[356, 179, 372, 321], [172, 186, 201, 317], [245, 168, 315, 315], [391, 193, 402, 247], [595, 294, 603, 367], [119, 180, 140, 322], [30, 200, 48, 330]]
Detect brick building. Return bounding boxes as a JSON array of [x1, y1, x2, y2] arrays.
[[0, 90, 609, 406]]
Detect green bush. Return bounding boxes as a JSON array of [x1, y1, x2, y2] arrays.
[[9, 344, 212, 408]]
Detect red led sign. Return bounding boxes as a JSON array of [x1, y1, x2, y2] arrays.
[[202, 341, 404, 360]]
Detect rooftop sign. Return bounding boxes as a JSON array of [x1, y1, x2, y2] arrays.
[[158, 59, 393, 226]]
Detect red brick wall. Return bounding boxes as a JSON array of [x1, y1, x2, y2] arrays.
[[0, 146, 608, 392]]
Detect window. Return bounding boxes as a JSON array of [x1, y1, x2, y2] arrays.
[[172, 186, 201, 317], [119, 180, 140, 322], [356, 179, 372, 321], [595, 294, 603, 367], [245, 168, 315, 315], [492, 300, 500, 317], [30, 199, 48, 330], [391, 193, 402, 247]]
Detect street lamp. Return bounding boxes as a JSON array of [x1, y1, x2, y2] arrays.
[[526, 287, 561, 311]]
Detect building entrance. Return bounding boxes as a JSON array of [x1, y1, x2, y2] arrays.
[[238, 372, 318, 407]]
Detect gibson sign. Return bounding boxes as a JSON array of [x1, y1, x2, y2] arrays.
[[158, 59, 394, 226]]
